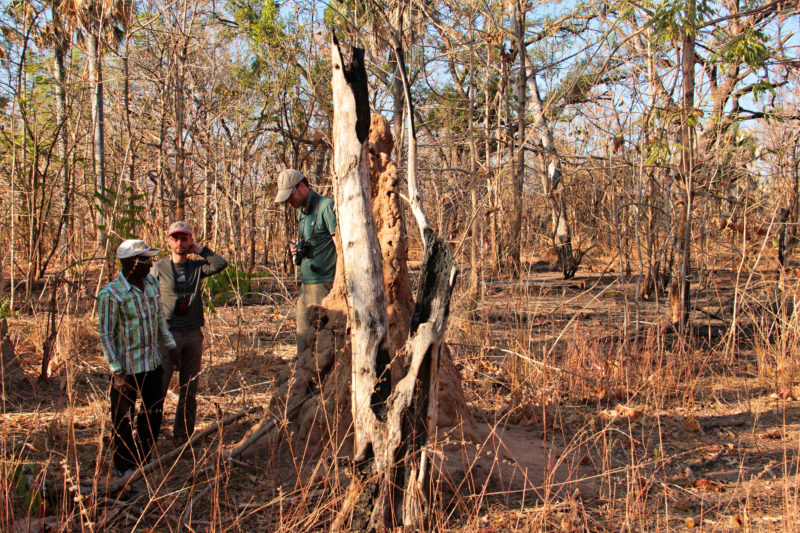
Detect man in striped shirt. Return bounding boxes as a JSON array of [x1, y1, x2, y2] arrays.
[[98, 239, 178, 476]]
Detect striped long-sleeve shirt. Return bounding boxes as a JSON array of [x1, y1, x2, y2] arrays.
[[98, 272, 177, 374]]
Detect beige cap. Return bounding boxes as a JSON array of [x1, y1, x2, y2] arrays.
[[274, 169, 305, 203], [117, 239, 160, 259]]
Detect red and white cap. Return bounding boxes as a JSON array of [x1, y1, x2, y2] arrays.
[[168, 221, 192, 236]]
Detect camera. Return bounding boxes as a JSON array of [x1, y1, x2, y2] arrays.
[[294, 240, 310, 266], [175, 296, 190, 315]]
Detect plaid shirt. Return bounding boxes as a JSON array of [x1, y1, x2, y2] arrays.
[[98, 272, 176, 374]]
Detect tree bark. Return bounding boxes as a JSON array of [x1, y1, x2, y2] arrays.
[[122, 35, 136, 211], [510, 0, 526, 278], [89, 29, 106, 248], [673, 0, 697, 332], [53, 3, 70, 256], [172, 36, 188, 220]]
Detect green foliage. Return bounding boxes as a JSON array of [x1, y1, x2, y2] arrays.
[[227, 0, 293, 97], [205, 264, 257, 303], [751, 79, 776, 103], [644, 139, 671, 166], [323, 0, 348, 36], [95, 180, 146, 240], [229, 0, 283, 49], [323, 0, 384, 40], [0, 297, 18, 319], [424, 84, 473, 137], [549, 58, 616, 109], [647, 0, 714, 42], [225, 0, 332, 138], [712, 28, 770, 70], [10, 464, 49, 515]]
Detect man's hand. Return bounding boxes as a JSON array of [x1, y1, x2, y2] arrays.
[[289, 239, 298, 258], [112, 371, 127, 390], [168, 348, 180, 364], [189, 242, 203, 255]]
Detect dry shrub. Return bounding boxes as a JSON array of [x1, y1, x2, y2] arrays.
[[56, 315, 99, 365], [753, 298, 800, 389], [30, 313, 99, 377]]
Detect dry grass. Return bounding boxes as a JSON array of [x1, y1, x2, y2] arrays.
[[3, 260, 800, 531]]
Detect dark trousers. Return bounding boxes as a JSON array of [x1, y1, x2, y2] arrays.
[[110, 368, 165, 472], [161, 328, 203, 438]]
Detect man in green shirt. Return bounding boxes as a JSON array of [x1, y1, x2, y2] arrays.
[[274, 169, 337, 354], [151, 221, 228, 444], [98, 239, 178, 475]]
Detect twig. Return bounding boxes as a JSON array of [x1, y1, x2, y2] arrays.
[[686, 446, 725, 469], [86, 406, 260, 494], [449, 342, 598, 384], [183, 397, 309, 513]]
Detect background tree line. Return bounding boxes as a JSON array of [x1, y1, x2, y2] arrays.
[[1, 0, 799, 325]]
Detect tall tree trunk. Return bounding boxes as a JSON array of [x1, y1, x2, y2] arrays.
[[122, 36, 135, 198], [329, 39, 392, 529], [173, 39, 187, 220], [89, 30, 106, 248], [28, 138, 40, 288], [467, 29, 480, 303], [249, 190, 256, 272], [391, 60, 404, 171], [10, 105, 19, 310], [53, 5, 70, 256], [491, 48, 511, 274], [156, 107, 167, 224], [672, 0, 696, 331], [509, 0, 526, 278]]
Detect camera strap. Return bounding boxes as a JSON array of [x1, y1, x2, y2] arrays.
[[170, 260, 195, 304], [299, 191, 320, 244]]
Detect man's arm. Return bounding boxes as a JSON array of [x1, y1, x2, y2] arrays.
[[97, 292, 123, 373], [197, 245, 228, 277], [157, 301, 177, 351], [149, 261, 160, 281]]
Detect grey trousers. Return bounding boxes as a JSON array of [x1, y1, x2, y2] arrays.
[[161, 328, 203, 438], [296, 282, 332, 354]]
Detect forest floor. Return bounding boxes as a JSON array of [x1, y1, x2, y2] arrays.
[[2, 262, 800, 531]]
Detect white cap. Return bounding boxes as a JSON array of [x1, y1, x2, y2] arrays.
[[117, 239, 160, 259]]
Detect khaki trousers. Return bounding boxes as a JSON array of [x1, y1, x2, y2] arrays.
[[296, 282, 332, 354]]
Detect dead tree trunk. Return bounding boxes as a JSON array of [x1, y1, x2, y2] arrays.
[[529, 77, 580, 279], [331, 36, 458, 530], [329, 37, 393, 528]]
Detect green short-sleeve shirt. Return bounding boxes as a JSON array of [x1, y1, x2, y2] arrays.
[[298, 191, 337, 284]]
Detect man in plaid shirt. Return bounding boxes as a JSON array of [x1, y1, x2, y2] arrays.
[[98, 239, 178, 476]]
